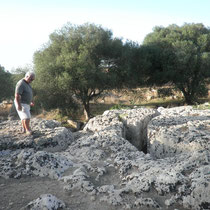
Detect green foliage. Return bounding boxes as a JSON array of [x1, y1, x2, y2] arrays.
[[193, 103, 210, 110], [34, 23, 125, 119], [143, 23, 210, 104], [10, 67, 29, 85], [138, 44, 174, 85], [0, 66, 32, 103], [114, 41, 145, 88], [110, 104, 130, 110], [0, 65, 14, 102]]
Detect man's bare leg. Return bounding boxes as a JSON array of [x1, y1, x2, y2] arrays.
[[21, 120, 26, 133], [23, 119, 32, 134]]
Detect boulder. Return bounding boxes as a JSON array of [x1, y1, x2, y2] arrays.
[[22, 194, 65, 210]]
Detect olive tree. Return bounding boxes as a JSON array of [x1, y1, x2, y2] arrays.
[[143, 23, 210, 104], [34, 23, 124, 120]]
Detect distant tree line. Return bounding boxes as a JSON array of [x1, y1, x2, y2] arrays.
[[0, 65, 14, 101], [0, 66, 32, 102], [1, 23, 210, 119]]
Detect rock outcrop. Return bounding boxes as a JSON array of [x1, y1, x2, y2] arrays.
[[0, 106, 209, 210], [0, 118, 73, 152], [21, 194, 66, 210]]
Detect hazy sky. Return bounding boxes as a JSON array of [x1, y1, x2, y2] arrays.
[[1, 0, 210, 71]]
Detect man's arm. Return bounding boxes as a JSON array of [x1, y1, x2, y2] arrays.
[[15, 93, 22, 111]]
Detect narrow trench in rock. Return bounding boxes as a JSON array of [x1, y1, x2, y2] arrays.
[[123, 118, 152, 154]]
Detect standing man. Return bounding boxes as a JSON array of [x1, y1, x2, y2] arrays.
[[14, 71, 35, 135]]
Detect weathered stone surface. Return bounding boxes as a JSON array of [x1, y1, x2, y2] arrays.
[[148, 106, 210, 159], [0, 118, 74, 151], [84, 108, 159, 151], [0, 106, 209, 210], [21, 194, 66, 210]]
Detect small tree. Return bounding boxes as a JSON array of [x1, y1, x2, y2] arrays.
[[34, 23, 124, 120]]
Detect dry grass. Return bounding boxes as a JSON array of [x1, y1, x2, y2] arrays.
[[89, 98, 184, 117], [1, 87, 209, 123], [0, 103, 13, 117]]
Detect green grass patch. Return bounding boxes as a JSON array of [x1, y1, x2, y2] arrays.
[[109, 104, 131, 110], [138, 98, 185, 108], [193, 103, 210, 110]]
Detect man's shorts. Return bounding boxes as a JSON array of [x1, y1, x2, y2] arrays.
[[14, 101, 31, 120]]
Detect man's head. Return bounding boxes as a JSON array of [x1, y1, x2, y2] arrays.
[[25, 71, 35, 83]]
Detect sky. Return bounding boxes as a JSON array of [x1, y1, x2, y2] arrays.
[[1, 0, 210, 72]]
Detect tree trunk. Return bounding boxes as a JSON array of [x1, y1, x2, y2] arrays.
[[182, 91, 195, 105], [178, 86, 196, 105], [83, 102, 90, 121]]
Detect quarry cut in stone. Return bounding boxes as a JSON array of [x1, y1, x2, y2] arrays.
[[0, 106, 210, 210], [84, 108, 159, 153]]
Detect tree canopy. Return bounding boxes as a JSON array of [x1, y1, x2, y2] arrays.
[[142, 23, 210, 104], [34, 23, 125, 119], [33, 22, 210, 120]]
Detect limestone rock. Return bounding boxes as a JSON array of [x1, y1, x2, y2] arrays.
[[148, 106, 210, 158], [0, 118, 74, 151], [22, 194, 65, 210], [0, 106, 210, 210]]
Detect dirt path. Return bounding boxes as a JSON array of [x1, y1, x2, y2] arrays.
[[0, 176, 124, 210]]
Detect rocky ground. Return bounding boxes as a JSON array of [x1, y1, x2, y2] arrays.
[[0, 105, 210, 210]]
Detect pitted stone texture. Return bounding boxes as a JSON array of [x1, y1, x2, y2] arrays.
[[120, 108, 159, 151], [0, 118, 74, 151], [0, 106, 210, 210], [84, 108, 158, 151], [148, 106, 210, 159], [0, 149, 74, 179], [182, 165, 210, 210], [22, 194, 65, 210], [65, 107, 210, 210]]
